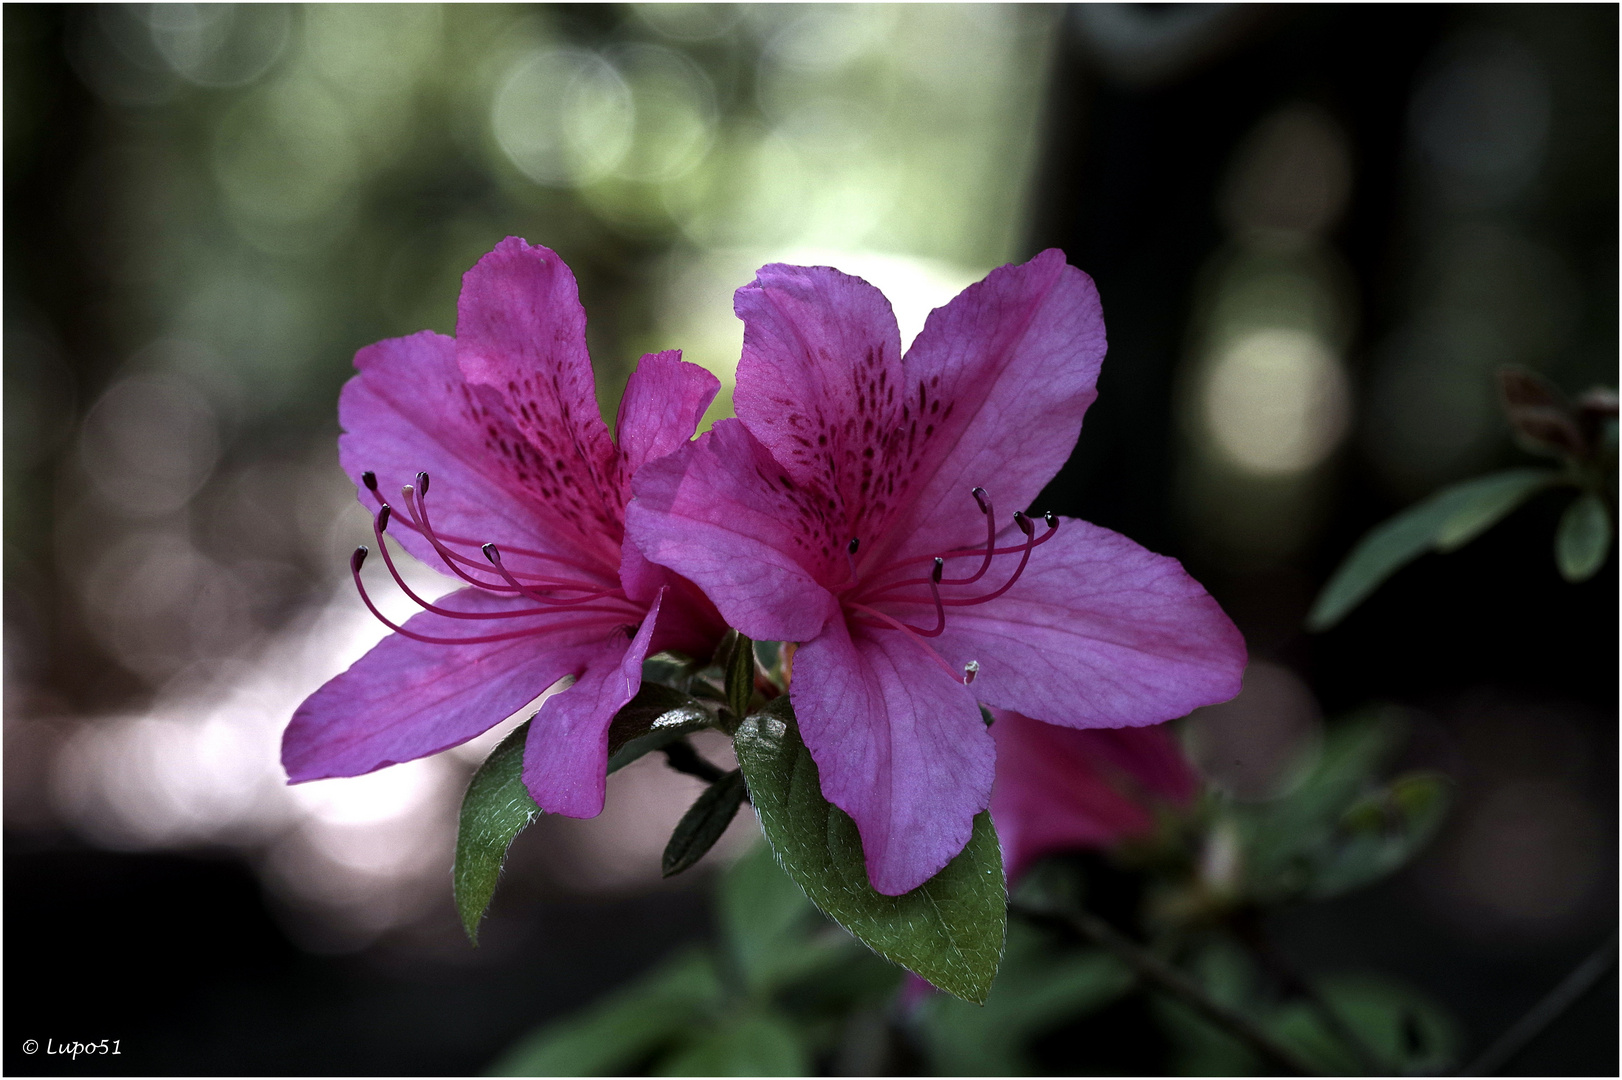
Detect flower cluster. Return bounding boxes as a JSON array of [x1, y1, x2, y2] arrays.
[[285, 238, 1243, 896]]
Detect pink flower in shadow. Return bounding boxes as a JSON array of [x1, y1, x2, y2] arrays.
[[629, 251, 1245, 894], [283, 237, 726, 816], [990, 710, 1198, 883]]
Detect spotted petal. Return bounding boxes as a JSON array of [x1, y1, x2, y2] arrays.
[[456, 237, 624, 557], [730, 251, 1105, 568], [338, 331, 588, 575], [628, 419, 842, 643]]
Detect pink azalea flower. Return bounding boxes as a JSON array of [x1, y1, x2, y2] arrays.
[[989, 710, 1198, 882], [283, 237, 726, 817], [628, 251, 1245, 894]]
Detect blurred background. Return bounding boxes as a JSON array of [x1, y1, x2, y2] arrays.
[[4, 3, 1614, 1074]]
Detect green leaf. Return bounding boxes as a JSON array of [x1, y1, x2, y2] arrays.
[[1270, 975, 1459, 1075], [655, 1011, 809, 1077], [1556, 491, 1612, 582], [489, 949, 723, 1076], [1308, 468, 1556, 630], [454, 720, 541, 943], [1229, 709, 1452, 902], [606, 683, 713, 773], [752, 639, 784, 686], [1307, 771, 1452, 899], [662, 770, 748, 878], [723, 631, 757, 724], [718, 842, 824, 992], [733, 698, 1007, 1004], [1232, 709, 1415, 902], [1154, 939, 1267, 1076], [456, 684, 713, 942], [918, 920, 1133, 1075]]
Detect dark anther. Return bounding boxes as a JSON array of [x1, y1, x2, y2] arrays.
[[848, 537, 860, 555], [361, 471, 378, 492], [971, 487, 990, 514], [1044, 510, 1057, 528], [482, 543, 501, 563], [415, 471, 430, 495], [932, 556, 945, 583], [1014, 511, 1034, 536], [377, 504, 392, 532], [351, 546, 369, 572]]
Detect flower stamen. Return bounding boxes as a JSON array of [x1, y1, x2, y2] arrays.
[[844, 599, 972, 684], [349, 546, 616, 645]]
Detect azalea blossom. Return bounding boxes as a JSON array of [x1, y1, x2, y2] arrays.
[[283, 237, 725, 817], [990, 710, 1197, 882], [629, 251, 1245, 894]]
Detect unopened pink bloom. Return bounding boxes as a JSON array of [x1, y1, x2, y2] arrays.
[[283, 238, 725, 816], [629, 251, 1244, 894], [990, 710, 1197, 882]]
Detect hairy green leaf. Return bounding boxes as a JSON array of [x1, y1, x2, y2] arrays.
[[662, 770, 748, 878], [1308, 468, 1556, 630], [1555, 491, 1612, 582], [733, 698, 1006, 1004], [490, 950, 722, 1076], [723, 631, 757, 725], [454, 720, 540, 944]]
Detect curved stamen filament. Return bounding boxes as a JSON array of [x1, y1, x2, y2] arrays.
[[405, 483, 522, 592], [940, 487, 996, 586], [369, 509, 628, 620], [482, 544, 627, 607], [891, 557, 948, 638], [350, 547, 625, 645], [944, 512, 1039, 607], [845, 600, 969, 684], [863, 512, 1058, 603], [360, 470, 613, 579], [863, 509, 1059, 589]]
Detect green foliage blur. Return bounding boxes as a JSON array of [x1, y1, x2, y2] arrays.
[[491, 707, 1462, 1076]]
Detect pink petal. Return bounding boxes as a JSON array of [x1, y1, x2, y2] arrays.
[[338, 330, 588, 574], [614, 351, 721, 605], [728, 253, 1107, 570], [456, 237, 624, 558], [792, 617, 994, 896], [282, 588, 619, 782], [933, 517, 1246, 729], [885, 250, 1106, 559], [990, 710, 1196, 881], [615, 350, 720, 481], [523, 590, 664, 817], [628, 419, 841, 643], [731, 264, 905, 547]]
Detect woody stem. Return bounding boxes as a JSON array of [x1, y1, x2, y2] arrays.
[[1010, 903, 1322, 1077]]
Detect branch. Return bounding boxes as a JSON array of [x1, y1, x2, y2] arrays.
[[1012, 903, 1322, 1077], [1460, 932, 1618, 1076], [1235, 910, 1383, 1075]]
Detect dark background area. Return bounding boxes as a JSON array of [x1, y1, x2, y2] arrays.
[[6, 4, 1615, 1075]]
